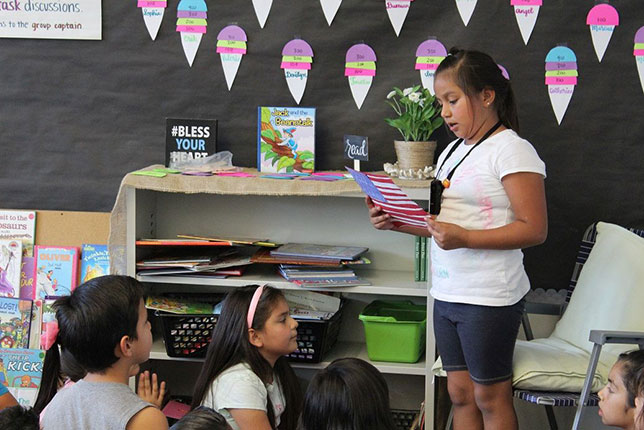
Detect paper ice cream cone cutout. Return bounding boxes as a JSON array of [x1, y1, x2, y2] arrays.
[[252, 0, 273, 28], [345, 44, 377, 110], [176, 0, 207, 67], [634, 27, 644, 94], [138, 0, 167, 40], [511, 0, 541, 45], [455, 0, 477, 26], [320, 0, 342, 26], [416, 39, 446, 95], [385, 0, 413, 37], [281, 39, 314, 105], [545, 46, 578, 125], [587, 3, 619, 62], [217, 25, 247, 90]]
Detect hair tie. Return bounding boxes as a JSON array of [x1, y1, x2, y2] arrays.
[[41, 321, 59, 350], [246, 285, 265, 329]]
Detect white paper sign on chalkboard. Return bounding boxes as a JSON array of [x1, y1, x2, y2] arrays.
[[165, 118, 218, 168], [343, 135, 368, 161]]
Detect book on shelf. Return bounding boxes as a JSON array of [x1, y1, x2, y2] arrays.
[[177, 234, 279, 247], [414, 236, 421, 282], [20, 256, 35, 300], [0, 210, 36, 257], [33, 246, 80, 300], [292, 278, 371, 288], [419, 236, 427, 282], [257, 106, 315, 173], [40, 299, 57, 350], [252, 248, 370, 267], [0, 239, 22, 298], [0, 348, 45, 407], [80, 244, 110, 283], [0, 297, 32, 348], [136, 239, 233, 246], [145, 296, 215, 315], [28, 300, 42, 350], [270, 243, 368, 261]]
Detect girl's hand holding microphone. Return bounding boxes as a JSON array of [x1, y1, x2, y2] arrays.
[[365, 197, 395, 230]]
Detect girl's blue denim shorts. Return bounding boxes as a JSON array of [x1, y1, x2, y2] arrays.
[[433, 298, 525, 385]]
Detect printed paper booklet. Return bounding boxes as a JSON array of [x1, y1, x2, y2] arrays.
[[0, 348, 45, 407], [0, 297, 32, 348], [80, 244, 110, 283], [33, 246, 80, 300], [0, 210, 36, 257], [271, 243, 368, 261], [258, 106, 315, 173], [0, 240, 23, 298], [145, 296, 215, 315]]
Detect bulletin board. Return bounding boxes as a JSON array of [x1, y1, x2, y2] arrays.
[[0, 1, 642, 289]]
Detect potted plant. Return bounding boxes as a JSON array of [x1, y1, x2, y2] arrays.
[[385, 85, 443, 171]]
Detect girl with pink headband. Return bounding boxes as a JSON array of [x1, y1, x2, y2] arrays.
[[191, 285, 301, 430]]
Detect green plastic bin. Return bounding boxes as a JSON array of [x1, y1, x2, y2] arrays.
[[358, 300, 427, 363]]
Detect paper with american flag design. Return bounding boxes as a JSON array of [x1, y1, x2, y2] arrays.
[[346, 167, 428, 228]]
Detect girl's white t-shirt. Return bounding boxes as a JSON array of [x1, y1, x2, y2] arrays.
[[429, 129, 546, 306], [202, 362, 286, 430]]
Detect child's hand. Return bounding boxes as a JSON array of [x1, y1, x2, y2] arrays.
[[365, 197, 395, 230], [426, 217, 468, 250], [137, 370, 166, 409]]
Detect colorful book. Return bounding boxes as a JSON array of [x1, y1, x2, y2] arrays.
[[0, 240, 22, 298], [80, 244, 110, 283], [33, 246, 80, 300], [20, 256, 35, 300], [419, 236, 427, 282], [40, 299, 57, 350], [0, 210, 36, 257], [0, 348, 45, 407], [0, 297, 32, 348], [257, 106, 315, 173], [414, 236, 421, 282], [271, 243, 368, 261], [252, 248, 371, 267], [28, 299, 43, 350], [145, 296, 215, 315]]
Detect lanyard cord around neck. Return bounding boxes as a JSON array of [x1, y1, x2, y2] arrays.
[[435, 120, 503, 185]]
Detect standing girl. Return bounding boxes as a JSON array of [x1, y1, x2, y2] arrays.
[[191, 285, 301, 430], [367, 48, 547, 430]]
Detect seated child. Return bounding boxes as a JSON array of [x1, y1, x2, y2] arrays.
[[190, 285, 301, 430], [0, 405, 39, 430], [169, 406, 231, 430], [40, 275, 168, 430], [298, 357, 397, 430], [598, 350, 644, 430]]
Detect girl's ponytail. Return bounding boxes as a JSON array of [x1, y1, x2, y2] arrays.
[[33, 343, 62, 415], [499, 82, 520, 134]]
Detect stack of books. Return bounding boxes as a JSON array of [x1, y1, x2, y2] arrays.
[[136, 253, 251, 278], [264, 243, 372, 287], [414, 236, 428, 282]]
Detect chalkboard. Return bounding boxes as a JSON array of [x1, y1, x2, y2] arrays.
[[1, 1, 642, 290]]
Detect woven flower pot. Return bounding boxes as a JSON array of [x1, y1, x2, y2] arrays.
[[394, 140, 437, 170]]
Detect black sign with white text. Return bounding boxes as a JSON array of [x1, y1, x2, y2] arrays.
[[343, 135, 369, 161], [165, 118, 218, 167]]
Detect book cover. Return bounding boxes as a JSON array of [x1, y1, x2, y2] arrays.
[[40, 299, 57, 350], [257, 106, 315, 173], [28, 300, 42, 350], [419, 236, 427, 282], [0, 210, 36, 257], [414, 236, 421, 282], [271, 243, 368, 261], [33, 246, 80, 300], [0, 348, 45, 408], [0, 240, 22, 298], [80, 244, 110, 283], [0, 297, 32, 348], [165, 118, 218, 168], [19, 256, 35, 300], [145, 296, 214, 315]]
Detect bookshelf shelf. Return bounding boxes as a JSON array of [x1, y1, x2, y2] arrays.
[[122, 177, 435, 425], [150, 339, 427, 376]]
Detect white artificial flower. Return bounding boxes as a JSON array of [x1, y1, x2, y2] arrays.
[[403, 87, 414, 96], [386, 90, 396, 99], [419, 99, 425, 107], [408, 92, 421, 103]]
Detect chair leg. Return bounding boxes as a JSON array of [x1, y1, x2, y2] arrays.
[[544, 405, 558, 430], [572, 343, 603, 430], [445, 405, 454, 430]]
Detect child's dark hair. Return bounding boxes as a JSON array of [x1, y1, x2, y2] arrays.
[[191, 285, 301, 430], [436, 47, 520, 133], [619, 350, 644, 413], [169, 406, 232, 430], [33, 275, 144, 414], [0, 405, 40, 430], [298, 357, 397, 430]]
